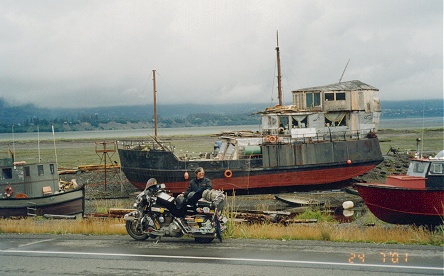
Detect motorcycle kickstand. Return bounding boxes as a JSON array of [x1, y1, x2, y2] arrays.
[[153, 236, 161, 244]]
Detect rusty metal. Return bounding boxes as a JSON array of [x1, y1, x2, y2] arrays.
[[95, 141, 117, 190]]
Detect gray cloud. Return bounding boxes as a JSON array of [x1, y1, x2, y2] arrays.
[[0, 0, 442, 108]]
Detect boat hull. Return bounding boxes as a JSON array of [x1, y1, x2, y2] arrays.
[[354, 183, 443, 226], [119, 138, 383, 194], [0, 187, 85, 218]]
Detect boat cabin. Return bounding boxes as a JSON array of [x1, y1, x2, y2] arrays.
[[261, 80, 380, 140], [406, 151, 444, 189], [1, 158, 60, 198]]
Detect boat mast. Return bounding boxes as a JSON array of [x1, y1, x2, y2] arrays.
[[152, 69, 158, 140], [276, 31, 283, 106]]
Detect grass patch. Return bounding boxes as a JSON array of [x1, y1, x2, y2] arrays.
[[0, 215, 442, 246], [0, 217, 127, 235]]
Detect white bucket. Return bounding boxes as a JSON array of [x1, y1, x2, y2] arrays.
[[342, 201, 354, 210]]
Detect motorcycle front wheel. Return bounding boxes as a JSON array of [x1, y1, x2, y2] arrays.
[[126, 220, 149, 241]]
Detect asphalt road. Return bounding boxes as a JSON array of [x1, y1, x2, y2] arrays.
[[0, 234, 442, 275]]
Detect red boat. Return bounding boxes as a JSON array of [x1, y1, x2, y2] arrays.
[[354, 150, 444, 226]]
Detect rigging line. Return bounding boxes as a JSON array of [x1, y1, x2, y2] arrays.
[[141, 70, 153, 99], [421, 100, 425, 158], [282, 60, 303, 91], [155, 71, 189, 105], [269, 60, 277, 107]]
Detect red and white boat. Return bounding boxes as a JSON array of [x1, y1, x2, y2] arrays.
[[354, 150, 444, 226], [118, 36, 383, 194]]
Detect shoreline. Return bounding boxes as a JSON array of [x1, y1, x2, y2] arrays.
[[0, 115, 442, 142]]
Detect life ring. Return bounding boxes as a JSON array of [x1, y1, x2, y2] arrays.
[[224, 169, 232, 178], [4, 185, 13, 198], [264, 135, 272, 143], [268, 135, 277, 143]]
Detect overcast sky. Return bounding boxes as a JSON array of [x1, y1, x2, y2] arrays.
[[0, 0, 442, 109]]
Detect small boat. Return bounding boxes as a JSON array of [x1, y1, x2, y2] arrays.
[[0, 157, 85, 218], [118, 34, 383, 194], [354, 150, 444, 226]]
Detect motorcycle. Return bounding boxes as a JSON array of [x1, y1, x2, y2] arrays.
[[124, 179, 227, 243]]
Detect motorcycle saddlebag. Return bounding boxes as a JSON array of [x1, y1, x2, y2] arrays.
[[156, 192, 175, 206]]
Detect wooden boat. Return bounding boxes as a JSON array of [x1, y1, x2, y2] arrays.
[[0, 158, 85, 218], [118, 34, 383, 194], [354, 150, 444, 226]]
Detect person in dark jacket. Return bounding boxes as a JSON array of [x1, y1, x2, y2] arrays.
[[177, 167, 212, 207]]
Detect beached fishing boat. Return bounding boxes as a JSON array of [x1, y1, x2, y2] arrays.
[[0, 158, 85, 218], [355, 150, 443, 226], [118, 37, 383, 194]]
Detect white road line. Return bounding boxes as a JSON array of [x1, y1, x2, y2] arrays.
[[1, 249, 442, 272], [18, 239, 55, 248]]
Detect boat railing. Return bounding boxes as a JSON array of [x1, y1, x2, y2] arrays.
[[116, 140, 174, 152], [269, 128, 377, 144]]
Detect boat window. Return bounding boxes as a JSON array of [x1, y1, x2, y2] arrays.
[[2, 168, 12, 179], [325, 113, 346, 127], [50, 164, 55, 174], [413, 162, 425, 173], [306, 92, 321, 107], [429, 163, 443, 175], [324, 92, 346, 101], [38, 165, 44, 176], [24, 166, 30, 177], [407, 161, 429, 177], [336, 92, 346, 100], [279, 116, 289, 133], [325, 93, 335, 101]]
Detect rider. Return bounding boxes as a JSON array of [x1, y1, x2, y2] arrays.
[[177, 167, 212, 207]]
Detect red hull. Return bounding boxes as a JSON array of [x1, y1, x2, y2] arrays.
[[131, 163, 378, 194], [354, 183, 443, 225]]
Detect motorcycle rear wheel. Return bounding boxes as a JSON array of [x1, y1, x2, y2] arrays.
[[126, 220, 149, 241]]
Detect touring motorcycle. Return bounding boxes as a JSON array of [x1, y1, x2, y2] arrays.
[[124, 179, 227, 243]]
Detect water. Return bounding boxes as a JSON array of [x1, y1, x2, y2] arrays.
[[0, 125, 260, 142], [0, 117, 441, 142], [378, 116, 442, 129]]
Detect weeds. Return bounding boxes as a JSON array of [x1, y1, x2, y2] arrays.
[[0, 214, 442, 246]]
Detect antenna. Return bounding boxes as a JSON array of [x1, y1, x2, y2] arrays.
[[37, 125, 41, 162], [152, 69, 158, 140], [52, 124, 58, 165], [276, 30, 283, 106], [11, 125, 15, 161], [339, 59, 350, 83]]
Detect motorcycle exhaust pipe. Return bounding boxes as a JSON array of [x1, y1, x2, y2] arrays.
[[123, 212, 138, 221]]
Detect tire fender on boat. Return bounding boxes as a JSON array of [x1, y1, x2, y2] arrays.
[[4, 185, 13, 198], [224, 169, 232, 178], [264, 135, 278, 143]]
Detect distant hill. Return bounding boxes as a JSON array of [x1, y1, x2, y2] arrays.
[[0, 98, 442, 133], [0, 98, 269, 125]]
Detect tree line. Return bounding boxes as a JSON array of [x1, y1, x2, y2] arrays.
[[0, 112, 261, 133]]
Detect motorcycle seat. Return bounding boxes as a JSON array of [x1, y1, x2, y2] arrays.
[[186, 199, 213, 209]]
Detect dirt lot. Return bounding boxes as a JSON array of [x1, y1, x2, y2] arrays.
[[5, 127, 443, 215]]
